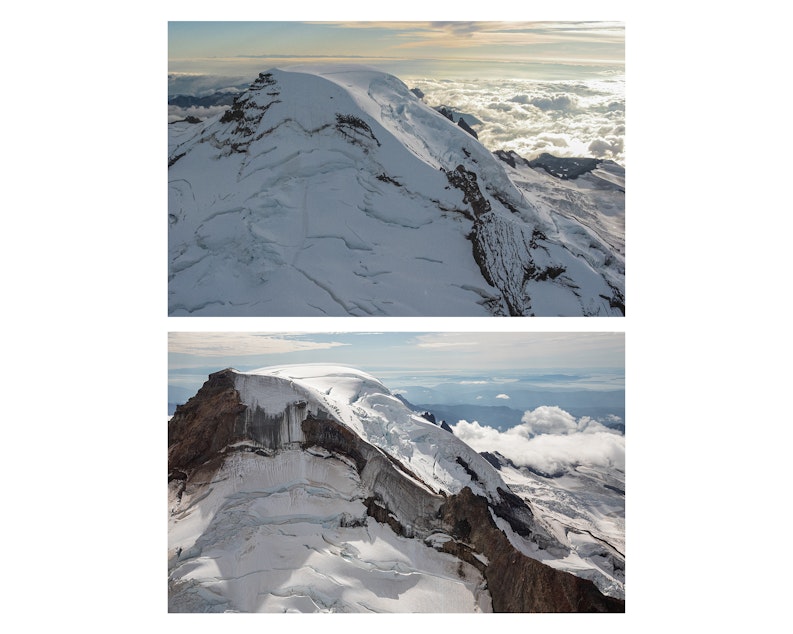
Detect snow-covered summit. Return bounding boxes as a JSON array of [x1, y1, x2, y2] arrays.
[[237, 363, 510, 501], [168, 364, 625, 611], [168, 67, 625, 316]]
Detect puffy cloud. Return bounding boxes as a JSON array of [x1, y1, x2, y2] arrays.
[[168, 104, 229, 123], [588, 136, 624, 159], [451, 405, 624, 475], [495, 393, 510, 399], [519, 405, 577, 434], [527, 94, 577, 111]]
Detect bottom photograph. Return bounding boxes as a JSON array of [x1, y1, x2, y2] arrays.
[[167, 332, 625, 613]]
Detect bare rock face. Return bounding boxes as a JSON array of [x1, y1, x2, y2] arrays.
[[167, 369, 625, 612], [439, 488, 624, 612], [168, 369, 246, 474]]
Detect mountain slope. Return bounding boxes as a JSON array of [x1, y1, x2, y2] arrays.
[[168, 365, 625, 612], [168, 67, 625, 316]]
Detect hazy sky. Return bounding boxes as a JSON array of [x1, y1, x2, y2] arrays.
[[168, 21, 624, 80], [169, 331, 624, 394]]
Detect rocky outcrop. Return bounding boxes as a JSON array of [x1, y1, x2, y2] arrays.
[[440, 488, 624, 612], [167, 369, 246, 474], [528, 153, 600, 180], [445, 164, 491, 217], [457, 117, 478, 139]]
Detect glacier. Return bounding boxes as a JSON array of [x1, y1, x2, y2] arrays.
[[168, 67, 625, 316]]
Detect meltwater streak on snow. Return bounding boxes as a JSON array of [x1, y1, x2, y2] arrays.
[[168, 66, 625, 316]]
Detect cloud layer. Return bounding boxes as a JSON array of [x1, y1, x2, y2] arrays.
[[410, 76, 625, 165], [452, 405, 624, 475]]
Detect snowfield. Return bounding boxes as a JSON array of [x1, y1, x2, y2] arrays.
[[168, 67, 624, 316], [169, 451, 490, 613]]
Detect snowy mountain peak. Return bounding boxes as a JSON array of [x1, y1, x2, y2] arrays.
[[169, 66, 624, 316], [168, 365, 625, 611]]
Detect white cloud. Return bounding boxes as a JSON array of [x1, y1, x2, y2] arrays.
[[168, 332, 348, 356], [451, 405, 624, 475], [168, 104, 229, 123], [410, 77, 625, 165], [519, 405, 577, 434], [495, 393, 510, 399]]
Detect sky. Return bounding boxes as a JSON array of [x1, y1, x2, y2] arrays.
[[168, 21, 625, 80], [168, 330, 624, 395]]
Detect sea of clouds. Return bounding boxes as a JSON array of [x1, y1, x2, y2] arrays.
[[409, 76, 625, 166], [451, 405, 624, 476]]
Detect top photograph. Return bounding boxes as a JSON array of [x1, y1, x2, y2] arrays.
[[168, 21, 625, 317]]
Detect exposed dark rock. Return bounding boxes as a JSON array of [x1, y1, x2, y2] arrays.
[[494, 149, 530, 169], [376, 173, 401, 186], [524, 263, 566, 283], [301, 414, 368, 473], [410, 87, 425, 99], [219, 100, 246, 124], [167, 369, 247, 473], [335, 113, 381, 148], [528, 153, 601, 180], [445, 165, 491, 217], [168, 469, 188, 482], [213, 73, 283, 153], [601, 281, 626, 316], [168, 115, 202, 125], [440, 421, 454, 434], [456, 457, 479, 482], [457, 117, 478, 139], [439, 487, 624, 613], [420, 411, 436, 424], [479, 451, 502, 470], [437, 106, 454, 121]]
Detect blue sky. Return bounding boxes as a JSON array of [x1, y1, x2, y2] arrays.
[[168, 21, 624, 80]]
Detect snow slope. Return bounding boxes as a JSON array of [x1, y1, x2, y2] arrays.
[[168, 67, 624, 316], [489, 454, 625, 599], [168, 364, 625, 611]]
